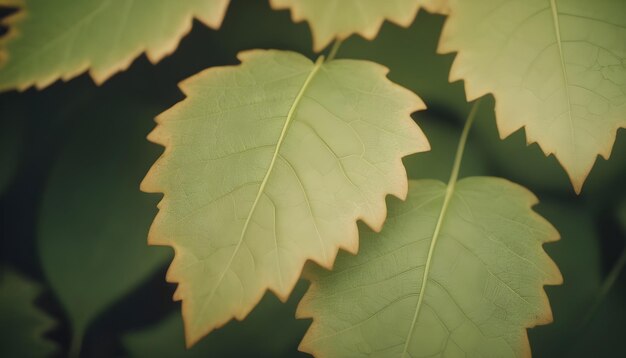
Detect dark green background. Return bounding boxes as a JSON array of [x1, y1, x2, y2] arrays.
[[1, 1, 624, 357]]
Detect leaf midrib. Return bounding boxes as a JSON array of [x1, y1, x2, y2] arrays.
[[202, 55, 326, 308], [400, 101, 481, 357], [549, 0, 576, 153]]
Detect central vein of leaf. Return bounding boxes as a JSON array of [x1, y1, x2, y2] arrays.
[[205, 55, 326, 305], [549, 0, 576, 156], [401, 100, 481, 357]]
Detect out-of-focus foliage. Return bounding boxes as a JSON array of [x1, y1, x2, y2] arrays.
[[37, 98, 171, 353], [0, 268, 56, 357], [124, 282, 309, 358], [0, 104, 22, 195], [527, 202, 603, 356]]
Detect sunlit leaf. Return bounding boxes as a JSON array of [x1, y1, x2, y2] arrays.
[[38, 99, 170, 353], [141, 49, 428, 346], [299, 178, 561, 357], [123, 282, 309, 358], [0, 0, 230, 91], [0, 269, 56, 357], [439, 0, 626, 192], [270, 0, 448, 51]]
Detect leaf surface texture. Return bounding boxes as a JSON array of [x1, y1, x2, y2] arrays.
[[0, 0, 230, 90], [439, 0, 626, 192], [270, 0, 448, 51], [299, 178, 562, 357], [141, 49, 428, 345]]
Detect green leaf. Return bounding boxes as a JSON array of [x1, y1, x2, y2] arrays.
[[38, 99, 170, 353], [439, 0, 626, 193], [0, 0, 230, 91], [123, 282, 309, 358], [141, 49, 429, 346], [0, 269, 56, 357], [298, 178, 562, 357], [270, 0, 448, 51]]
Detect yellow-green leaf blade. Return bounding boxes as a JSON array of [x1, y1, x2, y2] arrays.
[[298, 178, 562, 357], [270, 0, 448, 51], [141, 49, 428, 346], [0, 0, 230, 91], [439, 0, 626, 192], [0, 269, 56, 357]]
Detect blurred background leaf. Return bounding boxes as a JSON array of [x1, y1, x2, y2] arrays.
[[527, 202, 603, 356], [123, 282, 309, 358], [37, 95, 172, 356], [0, 268, 56, 357]]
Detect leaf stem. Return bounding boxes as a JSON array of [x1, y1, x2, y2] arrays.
[[401, 99, 481, 357], [448, 99, 481, 185], [327, 39, 343, 61]]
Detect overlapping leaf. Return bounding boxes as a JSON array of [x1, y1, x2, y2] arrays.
[[439, 0, 626, 192], [141, 49, 428, 346], [299, 178, 562, 357], [0, 269, 56, 357], [0, 0, 230, 91], [270, 0, 449, 51]]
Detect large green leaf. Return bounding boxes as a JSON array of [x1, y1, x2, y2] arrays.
[[270, 0, 448, 51], [38, 100, 170, 353], [298, 178, 561, 357], [0, 269, 56, 357], [141, 49, 428, 346], [123, 282, 309, 358], [0, 0, 230, 91], [439, 0, 626, 192]]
